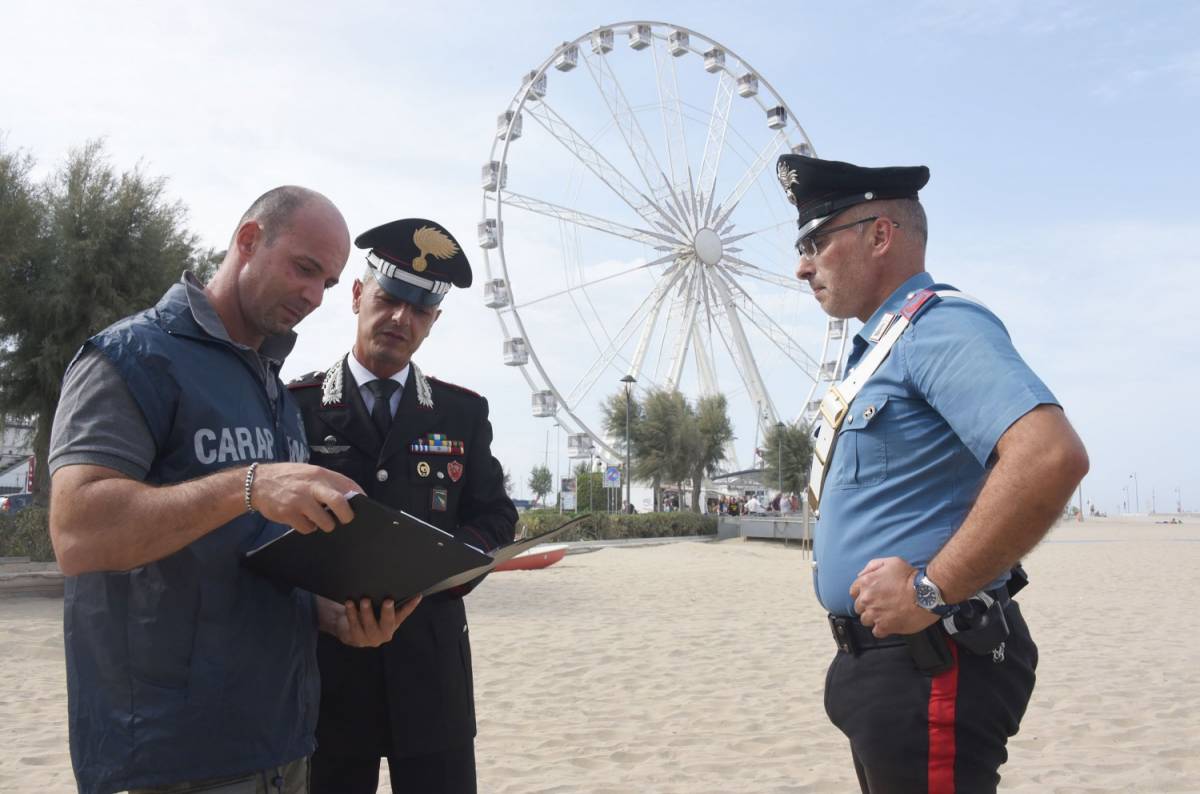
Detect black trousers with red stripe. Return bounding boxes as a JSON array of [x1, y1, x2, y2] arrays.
[[824, 602, 1037, 794]]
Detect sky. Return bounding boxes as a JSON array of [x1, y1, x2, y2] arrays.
[[2, 0, 1196, 513]]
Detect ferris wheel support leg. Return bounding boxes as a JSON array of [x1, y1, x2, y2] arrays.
[[709, 274, 778, 427]]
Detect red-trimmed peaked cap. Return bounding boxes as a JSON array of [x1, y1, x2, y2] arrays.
[[356, 218, 472, 306], [776, 154, 929, 242]]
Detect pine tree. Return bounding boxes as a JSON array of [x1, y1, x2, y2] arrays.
[[0, 140, 210, 498]]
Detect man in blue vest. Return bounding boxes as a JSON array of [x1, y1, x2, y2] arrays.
[[777, 154, 1089, 792], [48, 186, 421, 794]]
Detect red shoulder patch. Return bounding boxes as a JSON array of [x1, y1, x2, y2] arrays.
[[286, 371, 324, 390], [428, 376, 481, 399], [899, 289, 938, 320]]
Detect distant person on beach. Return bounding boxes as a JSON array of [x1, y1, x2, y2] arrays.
[[777, 153, 1088, 792], [287, 218, 517, 794], [47, 187, 418, 794]]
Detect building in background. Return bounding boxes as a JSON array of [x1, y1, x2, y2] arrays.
[[0, 417, 34, 496]]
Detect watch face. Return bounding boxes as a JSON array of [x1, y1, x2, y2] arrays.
[[915, 580, 939, 609]]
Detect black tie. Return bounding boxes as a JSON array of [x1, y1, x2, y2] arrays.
[[365, 379, 399, 436]]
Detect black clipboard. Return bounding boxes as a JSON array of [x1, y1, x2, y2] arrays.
[[244, 493, 588, 604]]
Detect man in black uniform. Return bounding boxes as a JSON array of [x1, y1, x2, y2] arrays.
[[289, 218, 517, 793]]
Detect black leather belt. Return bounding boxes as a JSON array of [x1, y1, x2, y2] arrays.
[[828, 614, 908, 654], [829, 586, 1011, 656]]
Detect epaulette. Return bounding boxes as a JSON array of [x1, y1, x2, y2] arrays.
[[428, 376, 481, 399], [287, 370, 325, 390]]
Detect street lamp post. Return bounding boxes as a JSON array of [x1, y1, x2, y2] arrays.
[[775, 420, 785, 499], [1130, 472, 1140, 514], [620, 374, 636, 513], [556, 421, 562, 516], [776, 421, 786, 546]]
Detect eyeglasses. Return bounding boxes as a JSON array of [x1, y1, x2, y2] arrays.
[[795, 216, 899, 261]]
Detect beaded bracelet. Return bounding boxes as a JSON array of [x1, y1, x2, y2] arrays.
[[244, 462, 259, 514]]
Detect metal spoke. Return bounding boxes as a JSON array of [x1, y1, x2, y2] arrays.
[[580, 49, 674, 211], [722, 218, 794, 246], [629, 259, 690, 382], [692, 318, 719, 397], [712, 265, 822, 378], [502, 191, 679, 248], [525, 99, 690, 240], [695, 71, 736, 227], [559, 218, 617, 356], [514, 253, 675, 310], [567, 260, 686, 404], [707, 270, 779, 427], [652, 265, 690, 383], [666, 269, 701, 389], [721, 254, 807, 291], [650, 35, 691, 196], [709, 128, 788, 232]]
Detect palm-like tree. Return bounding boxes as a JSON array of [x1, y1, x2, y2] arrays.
[[761, 422, 814, 498], [686, 395, 734, 513], [527, 464, 553, 507]]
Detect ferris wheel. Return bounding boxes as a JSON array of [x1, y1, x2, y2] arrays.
[[478, 21, 849, 466]]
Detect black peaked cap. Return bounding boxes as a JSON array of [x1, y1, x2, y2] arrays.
[[356, 218, 472, 306], [776, 155, 930, 239]]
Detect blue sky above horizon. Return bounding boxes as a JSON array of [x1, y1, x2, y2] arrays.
[[3, 0, 1196, 513]]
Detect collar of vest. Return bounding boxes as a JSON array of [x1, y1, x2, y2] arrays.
[[153, 279, 296, 363]]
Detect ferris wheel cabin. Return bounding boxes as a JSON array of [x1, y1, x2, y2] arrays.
[[503, 337, 529, 366], [590, 28, 613, 55], [667, 29, 689, 56], [531, 391, 557, 418], [554, 43, 579, 71], [483, 279, 510, 309], [567, 434, 595, 459]]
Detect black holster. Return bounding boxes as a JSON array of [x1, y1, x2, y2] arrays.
[[904, 624, 955, 675]]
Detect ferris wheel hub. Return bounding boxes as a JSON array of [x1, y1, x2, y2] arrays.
[[692, 227, 724, 266]]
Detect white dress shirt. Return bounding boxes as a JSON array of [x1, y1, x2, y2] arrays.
[[346, 353, 408, 420]]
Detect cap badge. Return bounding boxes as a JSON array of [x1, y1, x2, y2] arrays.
[[412, 226, 459, 273], [777, 162, 799, 204]]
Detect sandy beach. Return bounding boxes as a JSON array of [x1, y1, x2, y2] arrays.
[[2, 515, 1198, 792]]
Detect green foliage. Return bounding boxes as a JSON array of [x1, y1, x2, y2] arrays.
[[686, 394, 734, 511], [0, 139, 209, 497], [602, 387, 734, 512], [0, 508, 55, 562], [761, 421, 814, 495], [516, 508, 716, 542], [572, 462, 608, 512], [527, 464, 553, 504]]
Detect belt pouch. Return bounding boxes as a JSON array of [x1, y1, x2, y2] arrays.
[[904, 625, 955, 675]]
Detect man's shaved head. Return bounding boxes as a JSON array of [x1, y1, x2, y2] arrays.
[[234, 185, 330, 246]]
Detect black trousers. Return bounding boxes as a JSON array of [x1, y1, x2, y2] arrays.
[[825, 602, 1037, 794], [309, 743, 476, 794]]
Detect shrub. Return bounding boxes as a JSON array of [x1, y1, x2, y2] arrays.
[[0, 507, 55, 561], [517, 509, 716, 542]]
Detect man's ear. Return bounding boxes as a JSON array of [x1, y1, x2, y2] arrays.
[[234, 221, 262, 260], [870, 217, 897, 258], [351, 278, 364, 314]]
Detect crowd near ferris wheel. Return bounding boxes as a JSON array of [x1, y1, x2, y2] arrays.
[[478, 21, 849, 470]]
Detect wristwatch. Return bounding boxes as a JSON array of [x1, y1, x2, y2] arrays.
[[914, 568, 958, 617]]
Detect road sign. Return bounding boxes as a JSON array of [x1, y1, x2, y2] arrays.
[[604, 465, 621, 489]]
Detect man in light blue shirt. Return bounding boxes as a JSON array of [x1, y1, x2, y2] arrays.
[[778, 153, 1088, 793]]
